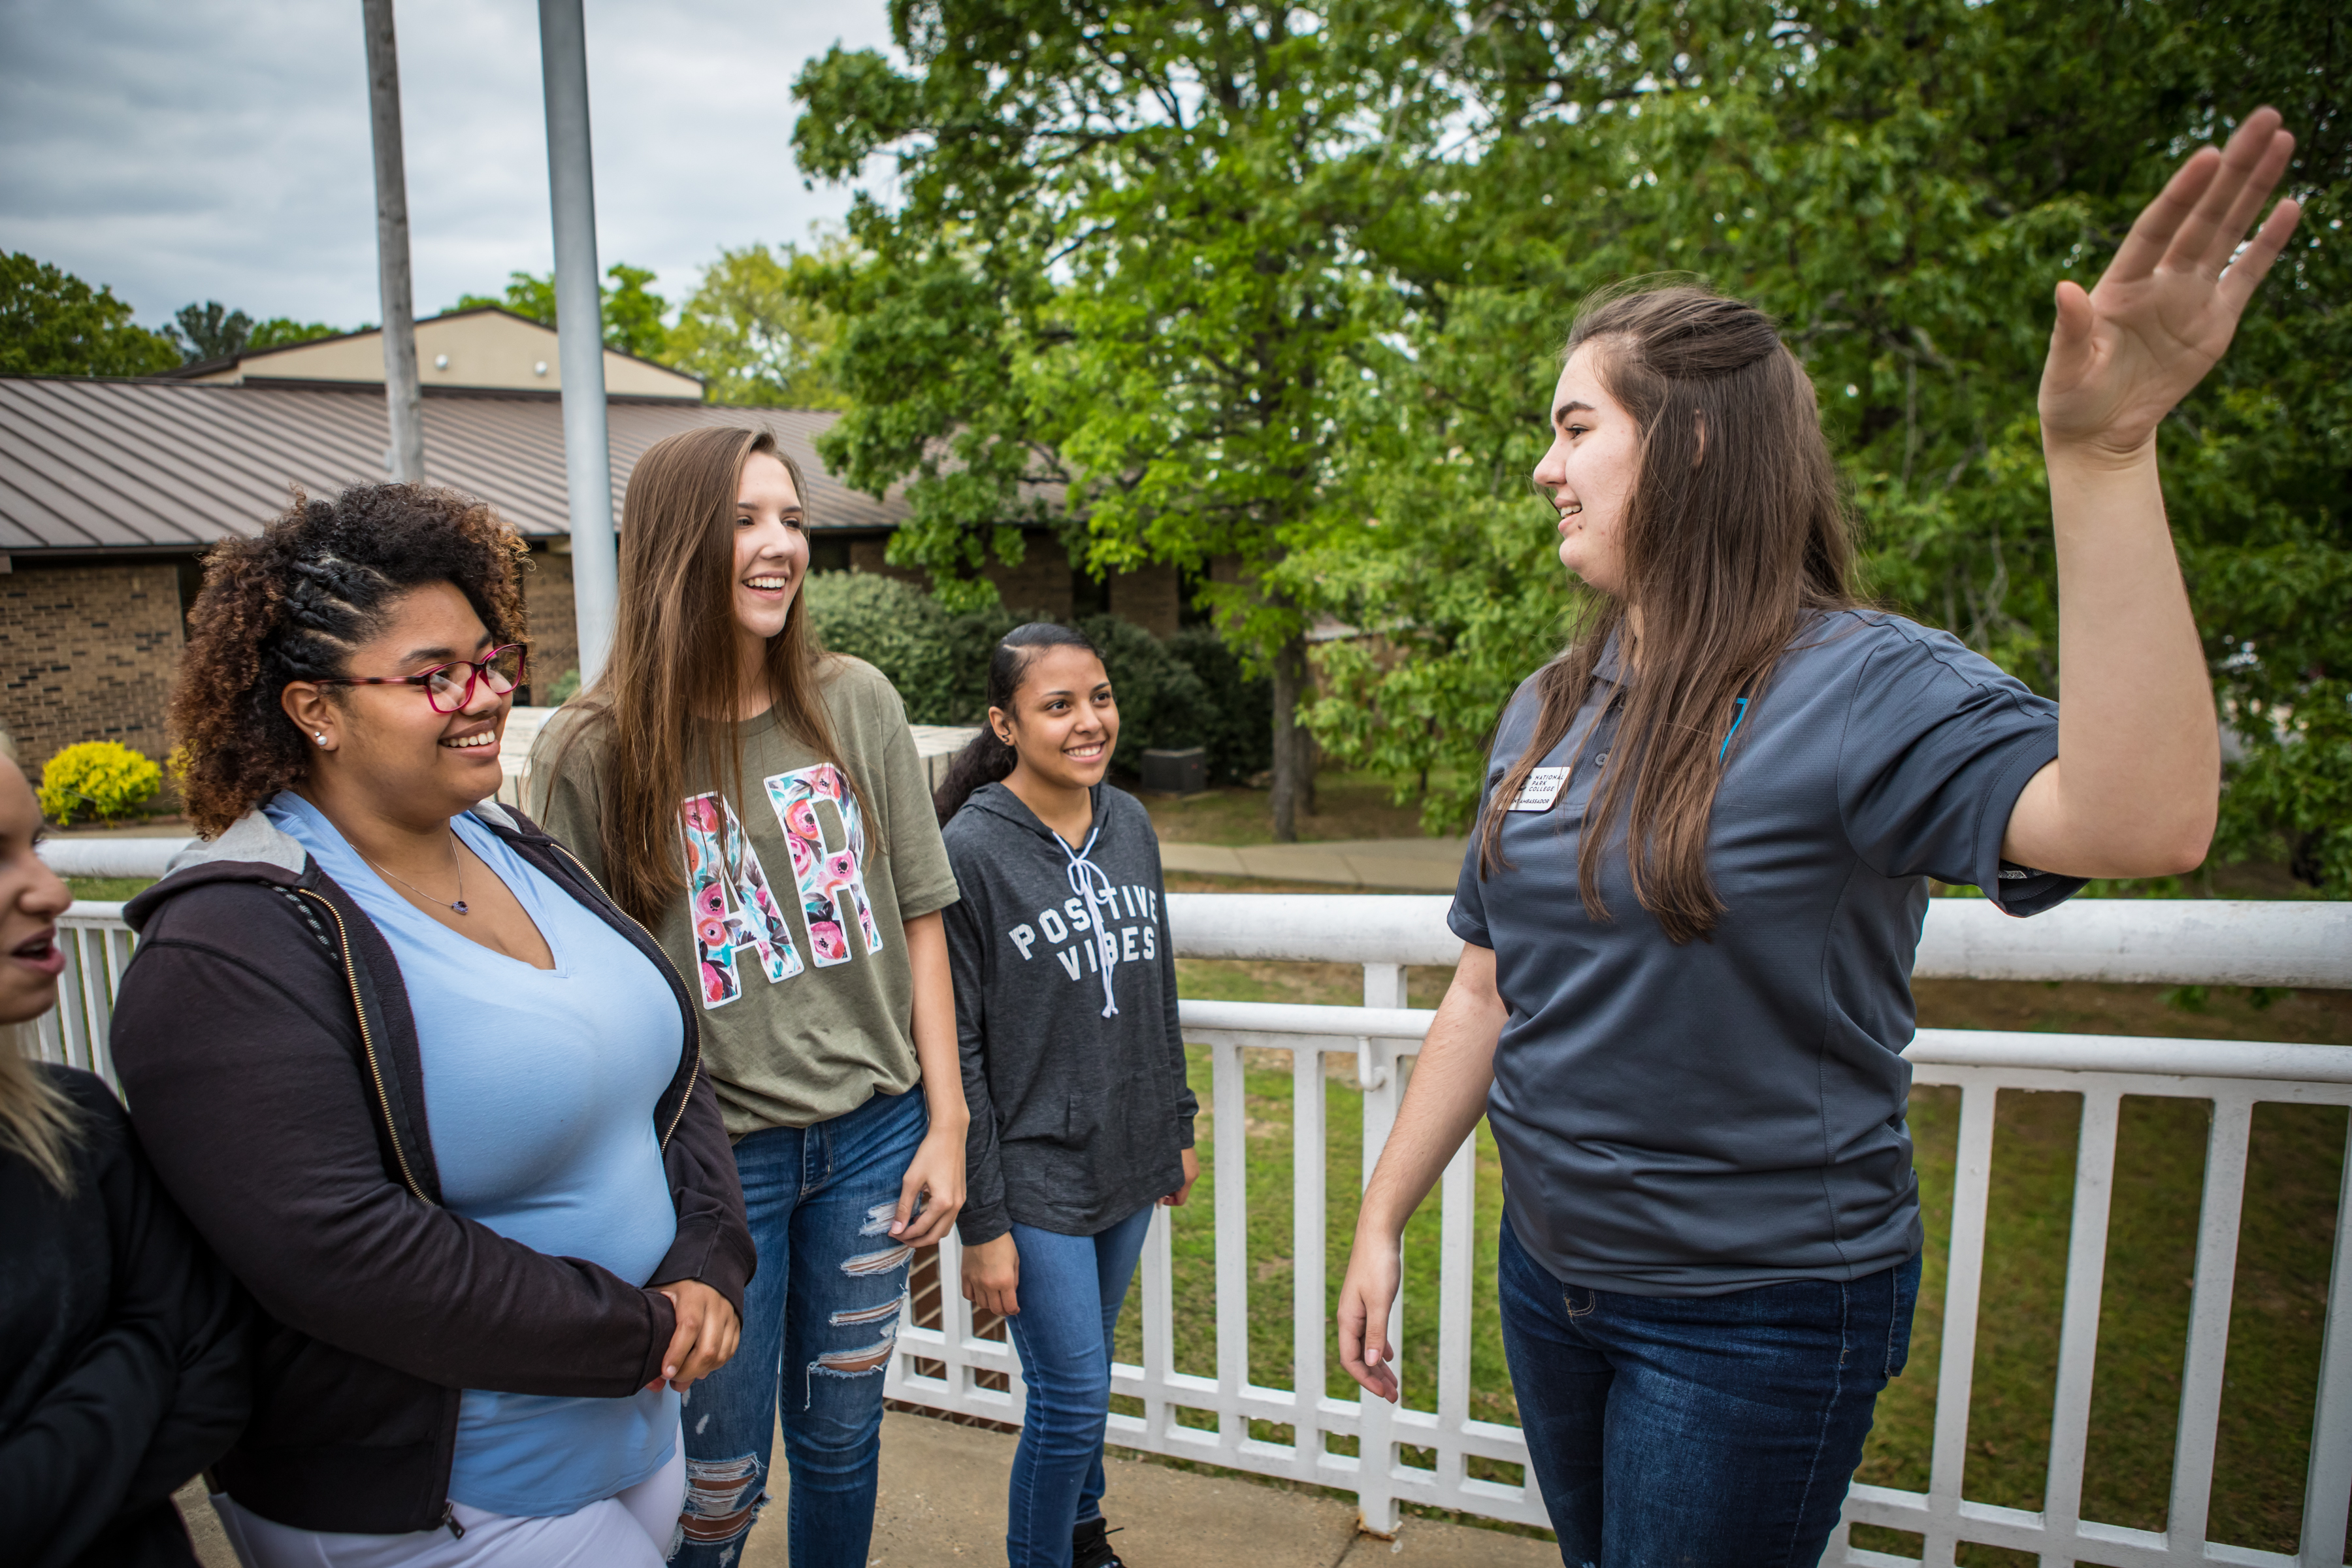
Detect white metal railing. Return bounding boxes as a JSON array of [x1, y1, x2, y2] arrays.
[[34, 891, 2352, 1566], [1842, 1032, 2352, 1567], [902, 895, 2352, 1567], [34, 901, 133, 1086]]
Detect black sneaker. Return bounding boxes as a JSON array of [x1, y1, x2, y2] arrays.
[[1072, 1516, 1127, 1568]]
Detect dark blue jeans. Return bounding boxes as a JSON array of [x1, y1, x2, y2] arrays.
[[672, 1087, 928, 1568], [1497, 1215, 1919, 1567], [1001, 1203, 1157, 1567]]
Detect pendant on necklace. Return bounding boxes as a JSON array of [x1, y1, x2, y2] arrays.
[[451, 902, 469, 915]]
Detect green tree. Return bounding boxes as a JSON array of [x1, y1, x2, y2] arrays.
[[1293, 0, 2351, 892], [450, 270, 559, 324], [168, 301, 253, 363], [246, 318, 346, 350], [0, 253, 180, 377], [598, 263, 670, 360], [448, 263, 669, 359], [791, 0, 1466, 839], [668, 236, 851, 408]]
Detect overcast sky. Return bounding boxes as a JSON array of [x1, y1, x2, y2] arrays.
[[0, 0, 898, 333]]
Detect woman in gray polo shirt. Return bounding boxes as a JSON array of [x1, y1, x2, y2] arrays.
[[1337, 110, 2302, 1563]]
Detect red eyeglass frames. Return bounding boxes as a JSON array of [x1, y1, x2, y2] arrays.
[[312, 645, 527, 714]]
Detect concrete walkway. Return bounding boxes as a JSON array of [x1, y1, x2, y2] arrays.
[[1157, 836, 1468, 893], [176, 1410, 1561, 1567], [758, 1410, 1560, 1568]]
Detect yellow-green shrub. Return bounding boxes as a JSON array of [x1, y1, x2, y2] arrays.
[[39, 742, 163, 826]]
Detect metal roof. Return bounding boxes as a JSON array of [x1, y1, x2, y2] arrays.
[[0, 375, 910, 554]]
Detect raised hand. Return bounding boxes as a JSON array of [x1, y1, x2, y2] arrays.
[[2039, 106, 2302, 461]]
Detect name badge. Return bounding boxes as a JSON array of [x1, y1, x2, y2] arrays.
[[1507, 766, 1570, 813]]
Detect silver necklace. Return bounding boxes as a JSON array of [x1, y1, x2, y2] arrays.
[[363, 832, 468, 915]]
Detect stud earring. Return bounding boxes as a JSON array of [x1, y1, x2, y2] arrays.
[[314, 732, 326, 745]]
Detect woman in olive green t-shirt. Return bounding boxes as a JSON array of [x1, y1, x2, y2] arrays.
[[530, 427, 966, 1568]]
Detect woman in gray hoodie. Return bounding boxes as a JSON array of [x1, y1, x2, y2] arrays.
[[934, 623, 1200, 1568]]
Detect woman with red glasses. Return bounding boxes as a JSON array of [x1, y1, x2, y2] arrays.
[[108, 483, 753, 1567]]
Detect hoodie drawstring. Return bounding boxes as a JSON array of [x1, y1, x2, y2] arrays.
[[1058, 821, 1121, 1019]]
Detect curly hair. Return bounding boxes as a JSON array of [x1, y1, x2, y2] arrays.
[[171, 482, 529, 836]]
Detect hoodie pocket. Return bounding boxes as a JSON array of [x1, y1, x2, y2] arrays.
[[1064, 1089, 1098, 1149], [1001, 1085, 1082, 1149]]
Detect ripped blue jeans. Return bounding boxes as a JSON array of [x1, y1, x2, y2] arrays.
[[671, 1087, 927, 1568]]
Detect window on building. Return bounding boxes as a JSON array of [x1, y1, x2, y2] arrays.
[[807, 534, 852, 574]]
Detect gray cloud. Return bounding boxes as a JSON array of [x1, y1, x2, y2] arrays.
[[0, 0, 895, 332]]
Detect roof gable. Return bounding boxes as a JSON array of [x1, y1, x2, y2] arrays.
[[169, 306, 702, 400]]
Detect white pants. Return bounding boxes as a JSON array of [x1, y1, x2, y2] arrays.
[[212, 1440, 685, 1568]]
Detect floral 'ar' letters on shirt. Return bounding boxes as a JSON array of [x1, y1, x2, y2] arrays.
[[681, 762, 885, 1010], [768, 762, 885, 968], [680, 791, 803, 1007]]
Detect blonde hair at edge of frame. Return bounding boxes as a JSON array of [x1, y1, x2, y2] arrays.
[[0, 728, 78, 1194]]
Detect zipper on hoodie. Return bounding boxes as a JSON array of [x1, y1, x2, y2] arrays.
[[540, 838, 700, 1152], [298, 889, 432, 1205]]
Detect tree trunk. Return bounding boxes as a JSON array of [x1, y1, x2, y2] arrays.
[[1270, 632, 1310, 842]]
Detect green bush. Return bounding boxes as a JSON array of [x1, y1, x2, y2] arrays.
[[806, 572, 951, 717], [1073, 613, 1209, 774], [806, 572, 1011, 723], [39, 741, 162, 825], [804, 572, 1271, 783]]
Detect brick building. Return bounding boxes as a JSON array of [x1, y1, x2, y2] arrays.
[[0, 310, 1177, 776], [0, 559, 189, 766]]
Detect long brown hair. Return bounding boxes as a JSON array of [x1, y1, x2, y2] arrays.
[[1478, 284, 1858, 943], [566, 426, 873, 927], [0, 738, 76, 1194]]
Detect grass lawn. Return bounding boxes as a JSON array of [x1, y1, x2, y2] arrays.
[[1149, 955, 2350, 1558], [65, 876, 154, 902], [1143, 772, 1452, 846]]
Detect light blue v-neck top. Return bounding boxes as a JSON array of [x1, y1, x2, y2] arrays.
[[267, 792, 685, 1517]]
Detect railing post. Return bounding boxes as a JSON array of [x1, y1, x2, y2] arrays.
[[1141, 1197, 1175, 1449], [1922, 1079, 1997, 1567], [1292, 1039, 1329, 1481], [1356, 1031, 1403, 1537], [1437, 1130, 1475, 1489], [2301, 1108, 2352, 1566], [938, 1228, 970, 1411], [1213, 1036, 1247, 1458], [2168, 1096, 2253, 1549], [1360, 963, 1403, 1090], [2039, 1090, 2121, 1542]]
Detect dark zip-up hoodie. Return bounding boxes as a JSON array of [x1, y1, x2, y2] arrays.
[[1, 1067, 248, 1568], [942, 782, 1196, 1245], [108, 801, 753, 1536]]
